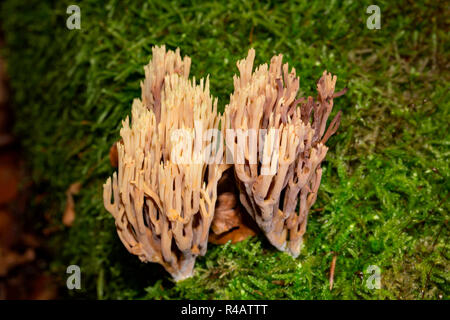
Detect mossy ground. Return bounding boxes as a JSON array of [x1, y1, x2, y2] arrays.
[[1, 0, 448, 299]]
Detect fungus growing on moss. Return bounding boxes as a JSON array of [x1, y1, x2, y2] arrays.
[[103, 46, 344, 280], [224, 49, 344, 257], [103, 46, 224, 281]]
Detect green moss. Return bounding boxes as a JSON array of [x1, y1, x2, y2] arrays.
[[1, 0, 448, 299]]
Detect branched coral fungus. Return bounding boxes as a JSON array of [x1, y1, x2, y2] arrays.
[[103, 46, 224, 281], [224, 49, 344, 257], [103, 46, 344, 280]]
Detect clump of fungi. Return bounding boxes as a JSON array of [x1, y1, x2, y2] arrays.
[[103, 46, 225, 281], [104, 46, 345, 280], [224, 49, 344, 257]]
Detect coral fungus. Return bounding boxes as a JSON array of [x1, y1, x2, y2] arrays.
[[103, 46, 344, 280], [103, 46, 224, 281], [224, 49, 344, 257]]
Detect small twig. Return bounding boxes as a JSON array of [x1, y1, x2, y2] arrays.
[[329, 253, 338, 291]]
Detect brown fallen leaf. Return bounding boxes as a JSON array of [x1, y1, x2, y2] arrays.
[[208, 223, 257, 244], [209, 172, 258, 245], [211, 192, 241, 234], [209, 192, 258, 244], [109, 141, 119, 168], [63, 182, 82, 227]]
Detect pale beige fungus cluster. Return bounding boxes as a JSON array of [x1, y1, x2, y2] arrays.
[[103, 46, 225, 281], [103, 46, 344, 280]]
